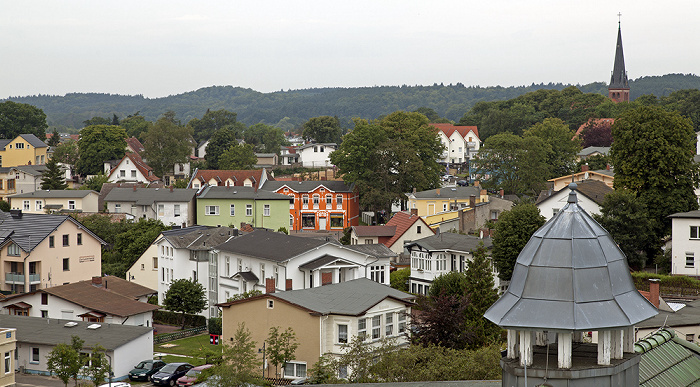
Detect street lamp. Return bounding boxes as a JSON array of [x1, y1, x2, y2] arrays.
[[258, 342, 266, 379]]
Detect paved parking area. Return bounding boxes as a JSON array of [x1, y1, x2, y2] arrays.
[[15, 373, 150, 387]]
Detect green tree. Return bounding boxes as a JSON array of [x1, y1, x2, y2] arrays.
[[0, 101, 48, 139], [142, 111, 194, 177], [412, 107, 450, 123], [163, 279, 208, 329], [47, 128, 61, 147], [85, 344, 111, 387], [610, 106, 699, 260], [523, 117, 581, 178], [412, 292, 473, 350], [302, 116, 342, 144], [187, 109, 240, 143], [52, 140, 79, 165], [205, 127, 237, 169], [83, 116, 112, 127], [76, 125, 127, 175], [70, 336, 85, 386], [46, 343, 80, 387], [218, 144, 257, 170], [390, 267, 410, 292], [210, 323, 262, 387], [80, 173, 109, 192], [492, 202, 545, 281], [339, 227, 351, 245], [266, 327, 299, 378], [593, 189, 655, 269], [244, 123, 288, 154], [428, 271, 468, 298], [576, 154, 610, 171], [0, 201, 9, 212], [307, 355, 340, 384], [41, 157, 68, 190], [464, 242, 501, 346], [119, 113, 153, 140]]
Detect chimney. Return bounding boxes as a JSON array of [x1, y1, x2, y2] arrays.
[[412, 187, 416, 194], [606, 164, 611, 171], [649, 279, 660, 308], [91, 276, 103, 287], [581, 164, 589, 172], [473, 180, 480, 187], [133, 185, 137, 192], [436, 188, 441, 196], [499, 189, 504, 198], [265, 278, 275, 294], [285, 279, 293, 291], [410, 208, 418, 216], [170, 186, 174, 192], [469, 195, 476, 208], [9, 209, 22, 219]]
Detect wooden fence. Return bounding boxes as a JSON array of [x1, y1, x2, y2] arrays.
[[154, 326, 207, 344]]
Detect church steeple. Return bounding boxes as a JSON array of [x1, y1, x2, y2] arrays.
[[608, 16, 630, 102]]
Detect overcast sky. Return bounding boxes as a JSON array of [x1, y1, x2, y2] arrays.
[[1, 1, 698, 99]]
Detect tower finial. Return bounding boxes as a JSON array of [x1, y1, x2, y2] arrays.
[[617, 12, 622, 28]]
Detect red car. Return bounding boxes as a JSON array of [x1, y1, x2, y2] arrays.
[[176, 364, 213, 386]]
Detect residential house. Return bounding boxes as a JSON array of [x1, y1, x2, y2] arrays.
[[125, 136, 145, 154], [456, 194, 514, 234], [279, 146, 299, 165], [162, 160, 192, 187], [104, 187, 197, 227], [350, 212, 434, 255], [105, 152, 161, 184], [217, 278, 414, 380], [536, 180, 612, 221], [0, 315, 153, 380], [0, 328, 15, 386], [0, 134, 48, 168], [350, 226, 396, 246], [154, 226, 237, 317], [6, 165, 47, 196], [296, 143, 336, 168], [0, 276, 158, 327], [406, 186, 487, 217], [8, 190, 99, 214], [261, 180, 359, 232], [0, 210, 107, 293], [212, 230, 393, 307], [405, 232, 496, 295], [187, 168, 273, 190], [548, 167, 614, 191], [255, 153, 278, 167], [430, 123, 480, 165], [669, 209, 700, 277], [196, 186, 291, 230], [195, 139, 209, 158], [577, 146, 611, 162], [126, 226, 211, 290]]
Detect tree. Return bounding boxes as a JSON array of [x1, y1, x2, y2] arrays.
[[47, 343, 80, 387], [76, 125, 126, 176], [163, 279, 207, 329], [473, 133, 550, 195], [0, 101, 48, 139], [412, 107, 450, 123], [266, 327, 299, 378], [411, 292, 473, 350], [70, 336, 85, 386], [205, 127, 237, 169], [40, 157, 68, 190], [580, 119, 613, 147], [80, 173, 109, 192], [339, 227, 351, 245], [83, 116, 112, 127], [47, 128, 61, 147], [218, 144, 257, 170], [576, 154, 610, 171], [611, 106, 699, 260], [390, 268, 410, 292], [187, 109, 240, 143], [464, 243, 501, 346], [142, 111, 194, 177], [492, 202, 545, 281], [523, 118, 581, 178], [428, 271, 467, 299], [120, 113, 153, 140], [302, 116, 342, 144], [52, 140, 79, 165], [210, 323, 262, 387], [84, 344, 111, 387], [593, 189, 655, 269], [244, 123, 288, 154]]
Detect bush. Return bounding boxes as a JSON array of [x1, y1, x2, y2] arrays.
[[631, 271, 700, 297], [209, 317, 222, 335], [154, 310, 206, 328], [390, 268, 410, 292]]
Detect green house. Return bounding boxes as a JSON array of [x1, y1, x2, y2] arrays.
[[196, 186, 292, 231]]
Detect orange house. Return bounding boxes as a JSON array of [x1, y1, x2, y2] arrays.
[[261, 180, 359, 231]]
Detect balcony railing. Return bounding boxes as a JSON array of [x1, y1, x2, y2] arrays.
[[5, 273, 39, 284]]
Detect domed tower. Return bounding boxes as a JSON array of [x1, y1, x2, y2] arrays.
[[485, 183, 657, 386], [609, 17, 630, 103]]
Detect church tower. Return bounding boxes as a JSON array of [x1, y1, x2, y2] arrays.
[[608, 18, 630, 102]]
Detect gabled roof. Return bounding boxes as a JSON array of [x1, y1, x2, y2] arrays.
[[197, 185, 292, 201], [383, 211, 433, 248], [405, 232, 492, 253], [214, 229, 327, 262], [125, 137, 145, 154], [351, 225, 396, 237], [218, 278, 414, 316], [408, 186, 481, 199], [577, 146, 611, 157], [4, 134, 48, 149], [98, 275, 157, 299], [189, 169, 272, 189], [343, 244, 398, 259], [108, 152, 160, 182], [429, 123, 479, 141], [261, 180, 355, 193], [104, 187, 197, 204], [636, 329, 700, 386], [0, 211, 107, 252], [9, 190, 98, 199], [160, 226, 236, 250], [669, 210, 700, 219], [9, 164, 48, 176], [536, 180, 612, 206]]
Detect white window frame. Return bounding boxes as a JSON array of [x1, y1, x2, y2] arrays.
[[205, 205, 219, 216], [358, 318, 367, 341], [687, 252, 695, 268], [263, 204, 270, 216], [114, 203, 121, 213], [246, 204, 252, 216], [174, 204, 181, 217], [691, 226, 700, 239], [23, 200, 29, 210], [338, 324, 348, 344], [157, 204, 164, 216], [230, 204, 235, 216], [284, 361, 307, 378], [35, 200, 42, 211]]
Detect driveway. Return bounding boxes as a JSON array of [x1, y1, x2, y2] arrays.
[[16, 373, 70, 387]]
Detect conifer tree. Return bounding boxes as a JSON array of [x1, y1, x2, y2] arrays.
[[40, 157, 68, 190], [464, 242, 502, 345]]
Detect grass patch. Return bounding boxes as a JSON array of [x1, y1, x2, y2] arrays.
[[156, 354, 207, 366], [154, 333, 220, 360]]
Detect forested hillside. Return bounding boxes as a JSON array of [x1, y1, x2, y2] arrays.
[[3, 73, 698, 131]]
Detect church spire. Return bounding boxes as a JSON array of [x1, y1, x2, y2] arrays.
[[608, 15, 630, 102]]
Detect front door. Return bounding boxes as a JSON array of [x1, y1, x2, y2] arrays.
[[318, 216, 327, 230]]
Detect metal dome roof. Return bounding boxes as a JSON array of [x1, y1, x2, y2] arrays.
[[484, 183, 657, 331]]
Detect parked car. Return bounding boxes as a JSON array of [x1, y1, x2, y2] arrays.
[[99, 383, 131, 387], [151, 363, 194, 386], [128, 359, 167, 382], [456, 180, 469, 187], [177, 364, 213, 386]]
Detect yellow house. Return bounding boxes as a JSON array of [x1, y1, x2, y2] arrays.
[[0, 134, 48, 168], [0, 328, 16, 386], [8, 190, 99, 214], [406, 186, 488, 217], [548, 168, 614, 191]]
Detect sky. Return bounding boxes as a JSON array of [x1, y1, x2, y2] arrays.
[[1, 0, 699, 99]]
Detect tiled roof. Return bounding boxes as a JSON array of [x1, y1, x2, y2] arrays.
[[161, 226, 236, 250], [409, 186, 481, 199], [18, 134, 48, 148], [9, 165, 47, 176], [108, 152, 160, 182], [635, 329, 700, 386], [405, 232, 492, 253], [261, 180, 355, 193], [197, 186, 292, 201], [344, 244, 398, 259], [215, 229, 327, 262], [383, 212, 433, 248], [190, 169, 272, 189], [351, 225, 396, 237], [9, 190, 98, 199], [99, 275, 157, 299], [0, 211, 107, 252], [573, 118, 615, 139], [125, 137, 145, 154], [104, 187, 196, 204], [536, 180, 612, 206], [430, 123, 479, 141]]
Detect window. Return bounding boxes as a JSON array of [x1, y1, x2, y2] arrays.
[[284, 362, 306, 378], [192, 270, 197, 282], [41, 293, 48, 305], [35, 200, 42, 211], [49, 236, 54, 248], [326, 195, 332, 208], [246, 204, 252, 216], [443, 203, 448, 212], [23, 200, 29, 210], [68, 200, 75, 210], [114, 204, 121, 213], [338, 365, 348, 379], [237, 258, 243, 272], [205, 205, 219, 215], [338, 324, 348, 343], [63, 234, 69, 246], [364, 239, 373, 244], [7, 180, 13, 190], [336, 195, 343, 209], [153, 257, 158, 269], [372, 315, 381, 340], [16, 143, 24, 149], [174, 204, 181, 217], [31, 348, 39, 364], [77, 233, 82, 245], [263, 204, 270, 216], [230, 204, 235, 216], [385, 313, 393, 336], [268, 300, 274, 309], [687, 252, 695, 268], [289, 215, 294, 227], [158, 204, 164, 216], [370, 265, 385, 283], [417, 226, 422, 234], [274, 266, 279, 287], [7, 243, 20, 256], [289, 194, 295, 209], [302, 213, 315, 228], [302, 195, 309, 209], [120, 170, 126, 177], [63, 258, 70, 271], [330, 214, 343, 228], [131, 170, 137, 178], [687, 334, 695, 342], [398, 312, 406, 333], [358, 318, 367, 340], [260, 264, 265, 281], [41, 310, 48, 318], [691, 226, 700, 239], [312, 195, 320, 209]]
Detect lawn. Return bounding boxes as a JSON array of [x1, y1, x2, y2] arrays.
[[154, 333, 222, 366]]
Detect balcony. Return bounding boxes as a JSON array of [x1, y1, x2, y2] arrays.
[[5, 273, 40, 284]]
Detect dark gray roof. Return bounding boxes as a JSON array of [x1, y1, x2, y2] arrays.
[[9, 190, 98, 199], [636, 298, 700, 329], [298, 255, 356, 270], [197, 186, 292, 200], [256, 278, 413, 316], [593, 168, 615, 177], [9, 164, 47, 176], [344, 244, 398, 258], [161, 225, 211, 237], [609, 26, 629, 89], [0, 211, 107, 252], [261, 180, 354, 193], [161, 227, 236, 250], [232, 271, 258, 283], [103, 187, 197, 204], [0, 140, 10, 151], [19, 134, 48, 148], [409, 186, 481, 199], [484, 184, 658, 331], [405, 232, 492, 253], [577, 146, 611, 157], [0, 315, 151, 350], [215, 229, 327, 262], [669, 210, 700, 219]]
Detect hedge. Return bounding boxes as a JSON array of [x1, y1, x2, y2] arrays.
[[154, 310, 206, 328], [631, 272, 700, 297]]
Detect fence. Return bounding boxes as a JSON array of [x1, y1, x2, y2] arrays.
[[154, 326, 207, 344]]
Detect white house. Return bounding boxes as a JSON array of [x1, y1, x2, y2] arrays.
[[105, 152, 160, 185], [670, 210, 700, 277], [536, 180, 612, 222], [279, 146, 299, 166], [430, 123, 480, 165], [103, 187, 197, 227], [296, 143, 337, 168], [7, 165, 47, 195]]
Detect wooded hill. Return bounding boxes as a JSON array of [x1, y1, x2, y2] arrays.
[[3, 73, 699, 131]]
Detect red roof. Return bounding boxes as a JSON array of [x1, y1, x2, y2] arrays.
[[109, 152, 160, 182], [383, 212, 434, 248], [573, 118, 615, 139], [429, 123, 479, 141], [352, 225, 397, 237], [125, 136, 145, 154], [192, 169, 273, 189]]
